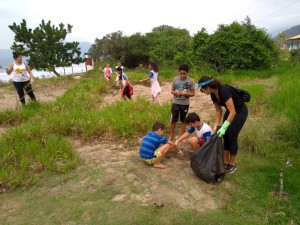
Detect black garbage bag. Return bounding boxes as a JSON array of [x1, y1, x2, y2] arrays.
[[190, 134, 225, 184]]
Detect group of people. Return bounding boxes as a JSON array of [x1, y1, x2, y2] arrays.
[[100, 62, 133, 99], [139, 64, 248, 174], [6, 52, 248, 175]]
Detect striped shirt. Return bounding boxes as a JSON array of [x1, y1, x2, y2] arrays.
[[139, 132, 168, 159]]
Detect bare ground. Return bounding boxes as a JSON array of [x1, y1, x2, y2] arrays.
[[0, 79, 228, 212]]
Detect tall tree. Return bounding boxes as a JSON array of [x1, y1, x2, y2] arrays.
[[9, 19, 83, 76], [199, 16, 279, 71]]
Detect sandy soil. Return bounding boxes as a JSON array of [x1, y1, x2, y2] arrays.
[[0, 79, 223, 212]]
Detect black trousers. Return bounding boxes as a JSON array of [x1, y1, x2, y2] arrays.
[[13, 81, 36, 104]]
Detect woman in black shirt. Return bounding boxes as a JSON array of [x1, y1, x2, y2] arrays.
[[197, 76, 248, 174]]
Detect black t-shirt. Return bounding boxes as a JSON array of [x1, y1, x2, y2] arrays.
[[211, 84, 245, 112]]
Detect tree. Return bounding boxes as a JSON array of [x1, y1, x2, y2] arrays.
[[9, 19, 83, 76], [146, 25, 192, 66], [199, 16, 279, 71]]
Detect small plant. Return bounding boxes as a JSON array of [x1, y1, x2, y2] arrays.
[[278, 159, 292, 199]]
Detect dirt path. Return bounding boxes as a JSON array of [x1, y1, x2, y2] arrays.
[[75, 81, 220, 211], [0, 80, 222, 212]]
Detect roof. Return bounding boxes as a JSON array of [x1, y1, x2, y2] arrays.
[[288, 34, 300, 40]]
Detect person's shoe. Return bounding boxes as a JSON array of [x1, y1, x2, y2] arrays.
[[226, 164, 237, 174], [224, 162, 228, 170]]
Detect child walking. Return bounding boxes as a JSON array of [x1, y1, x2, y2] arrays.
[[103, 64, 112, 87], [139, 62, 161, 104]]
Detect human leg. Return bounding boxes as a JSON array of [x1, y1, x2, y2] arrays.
[[188, 137, 200, 150], [169, 103, 179, 141], [180, 122, 187, 136], [224, 107, 248, 173], [179, 104, 189, 136], [169, 122, 176, 141], [153, 144, 171, 168], [13, 81, 26, 104], [24, 83, 36, 101]]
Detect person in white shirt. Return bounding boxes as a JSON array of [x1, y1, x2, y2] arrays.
[[175, 112, 212, 150], [6, 51, 36, 105]]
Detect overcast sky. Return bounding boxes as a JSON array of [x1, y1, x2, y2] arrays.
[[1, 0, 300, 49]]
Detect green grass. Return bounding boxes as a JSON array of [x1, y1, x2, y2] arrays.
[[0, 61, 299, 224]]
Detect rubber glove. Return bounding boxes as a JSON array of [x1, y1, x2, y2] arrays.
[[217, 120, 231, 137]]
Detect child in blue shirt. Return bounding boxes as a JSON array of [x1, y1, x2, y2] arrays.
[[140, 122, 179, 169]]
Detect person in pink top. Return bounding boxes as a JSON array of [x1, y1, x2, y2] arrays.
[[102, 64, 112, 87]]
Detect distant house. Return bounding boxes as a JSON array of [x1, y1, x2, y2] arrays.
[[287, 34, 300, 50]]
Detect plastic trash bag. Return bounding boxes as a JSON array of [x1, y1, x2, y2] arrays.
[[190, 134, 225, 184]]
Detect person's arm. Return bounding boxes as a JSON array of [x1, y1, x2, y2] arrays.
[[175, 132, 190, 145], [123, 75, 129, 85], [25, 64, 34, 82], [6, 64, 13, 75], [202, 131, 212, 142], [139, 77, 150, 83], [224, 98, 236, 123], [181, 88, 195, 97], [213, 102, 222, 132], [217, 98, 236, 137]]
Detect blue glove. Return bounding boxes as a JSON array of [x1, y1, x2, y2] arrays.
[[217, 121, 231, 137]]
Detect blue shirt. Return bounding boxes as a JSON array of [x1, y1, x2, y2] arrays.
[[139, 132, 168, 159]]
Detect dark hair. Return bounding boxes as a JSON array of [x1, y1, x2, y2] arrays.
[[13, 51, 22, 60], [116, 67, 123, 72], [149, 62, 159, 72], [198, 75, 222, 90], [152, 122, 165, 131], [185, 112, 200, 124], [178, 64, 189, 72]]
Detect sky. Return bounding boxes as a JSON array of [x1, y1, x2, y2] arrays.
[[1, 0, 300, 49]]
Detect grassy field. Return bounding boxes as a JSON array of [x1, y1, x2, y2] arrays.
[[0, 60, 299, 224]]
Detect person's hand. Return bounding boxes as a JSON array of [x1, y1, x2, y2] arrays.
[[30, 78, 34, 84], [175, 140, 179, 145], [217, 121, 231, 137]]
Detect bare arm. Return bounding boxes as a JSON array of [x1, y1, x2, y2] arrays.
[[175, 132, 190, 145], [6, 64, 13, 75], [224, 98, 236, 123], [213, 102, 222, 132], [171, 88, 195, 97], [139, 77, 150, 83], [25, 64, 34, 79]]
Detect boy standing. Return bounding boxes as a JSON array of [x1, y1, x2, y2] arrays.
[[169, 64, 195, 141], [140, 122, 178, 169], [175, 112, 212, 150]]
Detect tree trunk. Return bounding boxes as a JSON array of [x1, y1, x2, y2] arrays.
[[51, 68, 61, 76]]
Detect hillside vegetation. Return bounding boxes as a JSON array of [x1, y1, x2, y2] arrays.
[[0, 56, 299, 224]]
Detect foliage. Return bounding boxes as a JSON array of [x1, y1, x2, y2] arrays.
[[0, 62, 299, 224], [200, 17, 279, 71], [146, 25, 192, 66], [290, 49, 300, 64], [9, 19, 83, 76]]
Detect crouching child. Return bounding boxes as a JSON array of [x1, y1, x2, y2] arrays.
[[140, 122, 178, 169]]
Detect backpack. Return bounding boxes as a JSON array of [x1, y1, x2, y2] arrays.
[[226, 84, 251, 102]]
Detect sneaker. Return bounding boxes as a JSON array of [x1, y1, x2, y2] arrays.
[[226, 164, 237, 174], [224, 162, 228, 170]]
